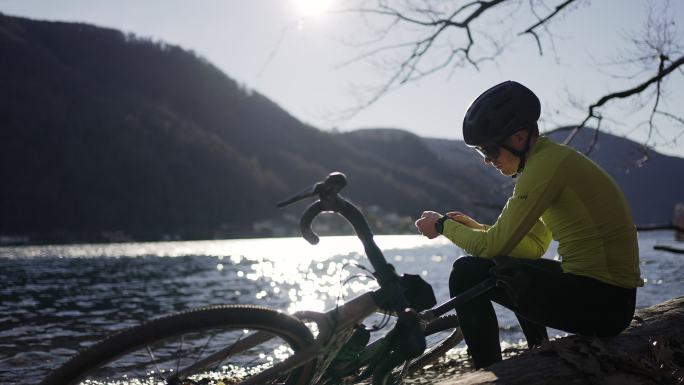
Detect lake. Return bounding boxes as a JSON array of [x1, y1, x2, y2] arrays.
[[1, 231, 682, 384]]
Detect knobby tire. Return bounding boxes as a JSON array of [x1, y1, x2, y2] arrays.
[[39, 305, 316, 385]]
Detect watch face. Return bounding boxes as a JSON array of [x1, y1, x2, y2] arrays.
[[435, 215, 448, 234]]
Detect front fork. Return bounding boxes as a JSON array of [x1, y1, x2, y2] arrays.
[[293, 290, 381, 384]]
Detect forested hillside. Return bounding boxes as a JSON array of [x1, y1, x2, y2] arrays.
[[0, 14, 502, 244]]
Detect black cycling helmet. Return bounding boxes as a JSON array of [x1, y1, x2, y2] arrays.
[[462, 80, 540, 146]]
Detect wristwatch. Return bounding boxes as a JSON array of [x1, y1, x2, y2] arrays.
[[434, 214, 450, 234]]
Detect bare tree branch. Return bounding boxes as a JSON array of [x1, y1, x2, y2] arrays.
[[337, 0, 592, 119], [638, 54, 670, 164], [337, 0, 509, 112], [656, 110, 684, 126], [563, 55, 684, 151], [519, 0, 578, 54], [584, 56, 682, 114], [654, 110, 684, 146], [338, 0, 682, 157], [522, 0, 578, 34]]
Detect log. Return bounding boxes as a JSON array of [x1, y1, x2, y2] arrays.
[[654, 245, 684, 255], [636, 203, 684, 239], [434, 296, 684, 385]]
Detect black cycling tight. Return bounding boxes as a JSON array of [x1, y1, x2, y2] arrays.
[[449, 256, 636, 368]]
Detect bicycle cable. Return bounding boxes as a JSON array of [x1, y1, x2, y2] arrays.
[[334, 261, 393, 332], [334, 261, 376, 307]]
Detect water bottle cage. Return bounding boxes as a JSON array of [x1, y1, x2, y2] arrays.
[[329, 325, 371, 375]]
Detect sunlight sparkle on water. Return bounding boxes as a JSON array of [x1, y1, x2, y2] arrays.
[[0, 235, 458, 317], [218, 235, 451, 314], [0, 235, 455, 316]]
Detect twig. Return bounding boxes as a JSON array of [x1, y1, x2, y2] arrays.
[[563, 55, 684, 147], [339, 0, 508, 112], [519, 0, 578, 55]]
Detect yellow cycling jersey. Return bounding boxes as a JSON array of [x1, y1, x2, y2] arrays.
[[442, 136, 642, 288]]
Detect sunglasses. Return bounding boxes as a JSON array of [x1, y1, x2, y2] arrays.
[[475, 144, 501, 162]]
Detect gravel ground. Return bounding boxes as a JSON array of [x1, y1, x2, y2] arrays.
[[403, 346, 528, 385], [352, 345, 529, 385]]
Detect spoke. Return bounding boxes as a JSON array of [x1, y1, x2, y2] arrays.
[[398, 360, 410, 380], [212, 331, 245, 372], [193, 333, 216, 368], [176, 334, 184, 375], [146, 345, 166, 382]]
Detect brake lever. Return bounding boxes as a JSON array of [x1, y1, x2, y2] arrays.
[[276, 184, 318, 208], [278, 172, 351, 246], [276, 172, 348, 208]]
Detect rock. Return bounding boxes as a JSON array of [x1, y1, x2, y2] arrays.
[[432, 296, 684, 385]]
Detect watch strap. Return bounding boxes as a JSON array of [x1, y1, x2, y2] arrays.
[[435, 214, 450, 234]]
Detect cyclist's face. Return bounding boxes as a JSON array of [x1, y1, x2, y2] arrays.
[[477, 128, 535, 176], [481, 145, 518, 176], [477, 132, 524, 176]]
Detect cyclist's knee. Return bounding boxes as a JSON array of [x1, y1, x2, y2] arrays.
[[449, 256, 493, 297], [451, 255, 490, 271]]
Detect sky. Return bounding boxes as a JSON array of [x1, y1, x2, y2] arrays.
[[1, 0, 683, 157]]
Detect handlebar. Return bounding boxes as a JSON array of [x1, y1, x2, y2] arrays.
[[277, 172, 394, 286], [278, 172, 348, 245], [298, 201, 324, 245], [278, 172, 426, 360]]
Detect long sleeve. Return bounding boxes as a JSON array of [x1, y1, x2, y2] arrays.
[[507, 219, 552, 259], [441, 155, 563, 259]]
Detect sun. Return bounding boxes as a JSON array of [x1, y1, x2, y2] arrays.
[[294, 0, 334, 18]]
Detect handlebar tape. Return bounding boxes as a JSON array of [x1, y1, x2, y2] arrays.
[[300, 201, 323, 245]]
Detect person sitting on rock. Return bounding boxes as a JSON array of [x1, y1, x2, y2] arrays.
[[415, 80, 642, 369]]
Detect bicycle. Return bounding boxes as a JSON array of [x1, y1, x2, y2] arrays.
[[39, 172, 501, 385]]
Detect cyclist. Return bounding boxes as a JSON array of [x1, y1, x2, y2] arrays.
[[414, 80, 642, 369]]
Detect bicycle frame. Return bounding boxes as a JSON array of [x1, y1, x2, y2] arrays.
[[174, 289, 381, 384], [174, 275, 497, 385]]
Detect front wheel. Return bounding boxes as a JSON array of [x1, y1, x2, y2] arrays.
[[39, 305, 316, 385]]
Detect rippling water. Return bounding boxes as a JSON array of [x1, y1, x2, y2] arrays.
[[1, 232, 682, 384]]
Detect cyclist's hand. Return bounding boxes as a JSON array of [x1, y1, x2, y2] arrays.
[[446, 211, 486, 230], [415, 211, 442, 239]]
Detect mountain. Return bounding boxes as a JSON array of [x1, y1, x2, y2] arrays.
[[0, 14, 501, 244], [1, 14, 680, 244]]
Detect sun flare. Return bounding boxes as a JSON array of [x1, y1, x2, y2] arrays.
[[294, 0, 334, 17]]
